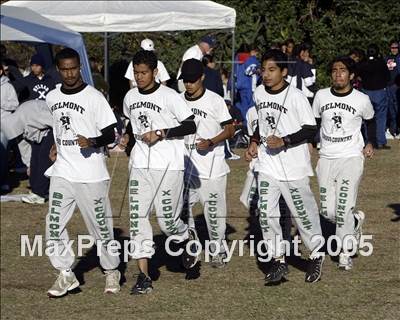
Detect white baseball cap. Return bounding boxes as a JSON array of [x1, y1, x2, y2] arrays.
[[141, 39, 155, 51]]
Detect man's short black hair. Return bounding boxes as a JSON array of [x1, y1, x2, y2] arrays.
[[132, 50, 157, 71], [55, 48, 80, 67], [262, 49, 288, 70], [329, 56, 356, 75]]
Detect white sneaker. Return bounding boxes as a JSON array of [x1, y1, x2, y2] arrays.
[[21, 192, 45, 204], [385, 129, 394, 140], [211, 252, 227, 268], [104, 269, 121, 294], [354, 210, 365, 248], [47, 270, 80, 297], [338, 253, 353, 270], [227, 153, 241, 160]]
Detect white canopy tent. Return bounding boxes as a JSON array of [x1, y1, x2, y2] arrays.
[[0, 5, 93, 84], [3, 1, 236, 32], [4, 1, 237, 90]]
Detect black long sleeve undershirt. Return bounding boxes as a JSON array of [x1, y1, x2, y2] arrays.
[[163, 115, 196, 138], [365, 118, 376, 146], [91, 123, 117, 147], [285, 125, 317, 147], [250, 124, 317, 148]]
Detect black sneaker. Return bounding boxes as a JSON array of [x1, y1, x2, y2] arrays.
[[130, 272, 153, 295], [305, 256, 325, 283], [181, 228, 200, 269], [265, 260, 289, 284]]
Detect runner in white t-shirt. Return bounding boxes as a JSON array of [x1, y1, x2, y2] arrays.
[[122, 50, 198, 295], [124, 39, 170, 88], [313, 56, 375, 270], [179, 59, 235, 268], [44, 48, 120, 298], [177, 35, 217, 92], [247, 49, 324, 285]]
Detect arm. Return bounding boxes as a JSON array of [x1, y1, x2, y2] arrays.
[[363, 118, 376, 158], [141, 115, 196, 145], [196, 120, 235, 151], [245, 125, 260, 161], [77, 123, 117, 148], [266, 125, 318, 149]]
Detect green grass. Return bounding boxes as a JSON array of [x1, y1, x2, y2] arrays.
[[1, 142, 399, 320]]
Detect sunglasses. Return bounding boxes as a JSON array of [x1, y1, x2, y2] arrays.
[[391, 46, 399, 49]]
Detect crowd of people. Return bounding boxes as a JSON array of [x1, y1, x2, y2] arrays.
[[0, 35, 399, 297]]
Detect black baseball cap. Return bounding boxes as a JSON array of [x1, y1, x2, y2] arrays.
[[179, 58, 204, 82]]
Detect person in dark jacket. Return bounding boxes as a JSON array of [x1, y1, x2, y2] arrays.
[[357, 44, 391, 149], [385, 40, 400, 138], [23, 53, 56, 101], [202, 54, 224, 97]]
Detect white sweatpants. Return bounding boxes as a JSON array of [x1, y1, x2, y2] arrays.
[[129, 168, 189, 259], [45, 177, 120, 271], [316, 156, 364, 251], [240, 168, 258, 209], [257, 172, 323, 258], [184, 174, 227, 253]]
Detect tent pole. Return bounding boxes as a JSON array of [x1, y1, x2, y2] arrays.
[[104, 32, 109, 84], [230, 28, 235, 106]]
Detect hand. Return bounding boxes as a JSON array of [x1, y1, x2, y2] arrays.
[[363, 143, 374, 158], [118, 134, 129, 149], [49, 144, 57, 162], [246, 141, 258, 161], [266, 135, 284, 149], [77, 134, 94, 148], [196, 138, 213, 151], [141, 130, 163, 145]]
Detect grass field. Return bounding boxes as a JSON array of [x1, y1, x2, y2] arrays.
[[1, 142, 399, 320]]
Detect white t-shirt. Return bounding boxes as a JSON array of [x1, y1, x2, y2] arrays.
[[313, 87, 374, 159], [123, 84, 193, 170], [246, 106, 259, 171], [253, 83, 315, 181], [177, 44, 203, 79], [45, 85, 117, 183], [125, 60, 170, 86], [182, 89, 232, 179]]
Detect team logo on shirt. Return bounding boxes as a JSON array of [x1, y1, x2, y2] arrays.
[[265, 112, 276, 130], [330, 112, 344, 134], [59, 112, 76, 135], [33, 84, 50, 100], [138, 111, 150, 129]]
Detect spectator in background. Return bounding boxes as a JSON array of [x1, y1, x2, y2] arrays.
[[385, 40, 400, 139], [0, 63, 19, 193], [357, 44, 391, 149], [23, 54, 56, 101], [280, 42, 287, 54], [287, 43, 316, 102], [90, 56, 109, 96], [125, 38, 170, 89], [220, 68, 231, 102], [1, 100, 54, 204], [233, 43, 260, 124], [177, 35, 217, 92], [285, 39, 295, 59], [349, 48, 365, 90], [1, 58, 26, 102], [202, 54, 224, 97], [0, 44, 18, 69]]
